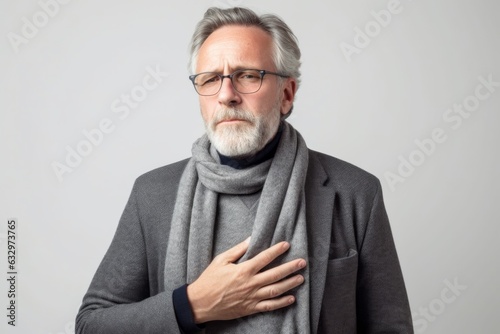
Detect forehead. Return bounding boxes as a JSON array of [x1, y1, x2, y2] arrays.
[[196, 25, 275, 72]]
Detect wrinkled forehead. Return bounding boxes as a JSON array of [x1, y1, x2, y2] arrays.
[[196, 25, 275, 73]]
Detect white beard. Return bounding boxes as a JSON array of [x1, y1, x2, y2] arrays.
[[205, 101, 282, 158]]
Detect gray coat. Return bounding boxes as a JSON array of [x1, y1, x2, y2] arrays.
[[76, 150, 413, 333]]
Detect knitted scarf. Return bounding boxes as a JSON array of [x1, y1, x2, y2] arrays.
[[164, 121, 311, 333]]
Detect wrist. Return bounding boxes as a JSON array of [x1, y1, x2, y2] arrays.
[[186, 283, 210, 324]]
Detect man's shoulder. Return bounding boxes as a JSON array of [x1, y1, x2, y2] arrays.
[[133, 158, 190, 193], [308, 149, 381, 194]]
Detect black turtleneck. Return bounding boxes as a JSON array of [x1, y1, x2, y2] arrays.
[[218, 122, 284, 169]]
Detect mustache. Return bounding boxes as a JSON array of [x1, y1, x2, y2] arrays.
[[212, 108, 255, 124]]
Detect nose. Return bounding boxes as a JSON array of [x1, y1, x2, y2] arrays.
[[217, 75, 241, 106]]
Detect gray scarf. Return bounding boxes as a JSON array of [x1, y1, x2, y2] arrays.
[[164, 121, 311, 333]]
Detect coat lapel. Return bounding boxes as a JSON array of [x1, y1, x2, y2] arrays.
[[305, 150, 335, 333]]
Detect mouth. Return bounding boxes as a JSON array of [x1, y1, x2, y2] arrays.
[[217, 118, 248, 125]]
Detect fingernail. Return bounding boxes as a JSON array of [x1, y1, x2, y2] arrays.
[[298, 260, 306, 268], [282, 242, 290, 250], [245, 236, 251, 244]]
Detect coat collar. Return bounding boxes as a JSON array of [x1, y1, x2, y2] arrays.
[[305, 150, 335, 333]]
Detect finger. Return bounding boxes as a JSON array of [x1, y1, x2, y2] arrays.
[[254, 258, 306, 286], [217, 236, 251, 263], [254, 274, 305, 300], [253, 295, 296, 313], [245, 241, 291, 273]]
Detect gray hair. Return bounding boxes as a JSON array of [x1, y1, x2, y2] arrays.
[[189, 7, 302, 89]]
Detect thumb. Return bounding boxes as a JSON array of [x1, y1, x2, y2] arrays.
[[221, 236, 251, 263]]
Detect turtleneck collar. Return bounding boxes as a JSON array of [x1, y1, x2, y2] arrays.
[[218, 122, 284, 169]]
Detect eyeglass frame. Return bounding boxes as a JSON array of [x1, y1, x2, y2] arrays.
[[188, 69, 290, 96]]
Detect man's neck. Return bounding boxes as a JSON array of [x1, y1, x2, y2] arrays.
[[218, 122, 283, 169]]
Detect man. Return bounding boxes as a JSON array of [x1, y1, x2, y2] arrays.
[[76, 7, 413, 334]]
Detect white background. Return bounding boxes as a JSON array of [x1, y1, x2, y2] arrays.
[[1, 0, 499, 333]]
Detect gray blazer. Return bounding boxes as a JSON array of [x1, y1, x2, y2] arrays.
[[76, 150, 413, 333]]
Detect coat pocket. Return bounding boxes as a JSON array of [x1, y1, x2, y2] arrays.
[[318, 249, 358, 334]]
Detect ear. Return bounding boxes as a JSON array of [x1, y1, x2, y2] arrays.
[[280, 78, 297, 116]]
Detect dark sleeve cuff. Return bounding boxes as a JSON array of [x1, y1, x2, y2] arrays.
[[172, 284, 205, 333]]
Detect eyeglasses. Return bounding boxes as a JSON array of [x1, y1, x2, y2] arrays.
[[189, 69, 289, 96]]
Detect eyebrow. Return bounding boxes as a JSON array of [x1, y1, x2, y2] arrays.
[[198, 66, 261, 74]]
